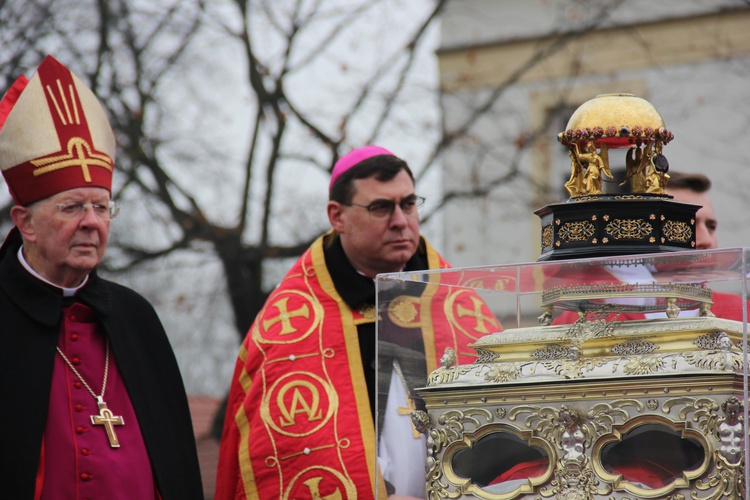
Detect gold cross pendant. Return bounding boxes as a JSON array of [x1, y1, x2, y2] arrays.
[[91, 398, 124, 448]]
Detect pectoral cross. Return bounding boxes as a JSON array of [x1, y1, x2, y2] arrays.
[[91, 397, 124, 448]]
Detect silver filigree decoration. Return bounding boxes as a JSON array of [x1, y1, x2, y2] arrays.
[[694, 332, 733, 350], [611, 338, 659, 355], [474, 347, 498, 364], [532, 344, 574, 361]]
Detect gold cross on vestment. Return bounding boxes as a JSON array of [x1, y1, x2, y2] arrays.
[[91, 398, 124, 448], [262, 296, 310, 335], [456, 296, 495, 334]]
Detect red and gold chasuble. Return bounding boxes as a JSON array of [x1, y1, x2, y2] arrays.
[[215, 236, 500, 499]]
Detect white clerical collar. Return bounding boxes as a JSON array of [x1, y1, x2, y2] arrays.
[[17, 246, 88, 297]]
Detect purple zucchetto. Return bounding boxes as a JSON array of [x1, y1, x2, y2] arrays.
[[329, 145, 395, 192]]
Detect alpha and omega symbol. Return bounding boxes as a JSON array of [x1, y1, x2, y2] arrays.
[[256, 290, 321, 344], [262, 371, 337, 437], [284, 467, 356, 500], [278, 379, 323, 427]]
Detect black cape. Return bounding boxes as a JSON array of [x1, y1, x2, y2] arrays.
[[0, 236, 203, 499]]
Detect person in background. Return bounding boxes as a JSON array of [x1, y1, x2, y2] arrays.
[[546, 170, 746, 488], [665, 171, 718, 250], [215, 146, 501, 499], [0, 55, 203, 499]]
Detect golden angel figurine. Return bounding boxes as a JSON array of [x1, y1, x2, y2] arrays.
[[570, 141, 612, 196]]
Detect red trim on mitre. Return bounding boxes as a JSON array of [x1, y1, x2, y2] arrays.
[[0, 75, 29, 131], [0, 56, 113, 205]]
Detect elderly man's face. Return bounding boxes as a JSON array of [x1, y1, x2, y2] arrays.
[[14, 187, 111, 287], [328, 169, 420, 278]]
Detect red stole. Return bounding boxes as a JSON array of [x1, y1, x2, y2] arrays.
[[38, 303, 156, 500], [215, 236, 500, 499]]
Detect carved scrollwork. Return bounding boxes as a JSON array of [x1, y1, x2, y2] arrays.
[[619, 353, 667, 375], [434, 408, 494, 448], [587, 399, 645, 435], [693, 451, 746, 500], [483, 362, 523, 383], [537, 356, 610, 379], [566, 316, 618, 342], [427, 364, 476, 386], [682, 350, 742, 371], [663, 397, 719, 427], [539, 456, 611, 499]]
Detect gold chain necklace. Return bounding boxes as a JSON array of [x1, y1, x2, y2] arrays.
[[56, 339, 125, 447]]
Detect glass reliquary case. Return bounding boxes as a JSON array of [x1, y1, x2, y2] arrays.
[[375, 248, 749, 499]]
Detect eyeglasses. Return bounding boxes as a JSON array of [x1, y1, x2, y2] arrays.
[[56, 201, 120, 220], [345, 195, 425, 219]]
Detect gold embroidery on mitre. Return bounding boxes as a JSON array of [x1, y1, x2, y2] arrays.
[[31, 137, 113, 182], [387, 295, 421, 327], [46, 81, 80, 126]]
